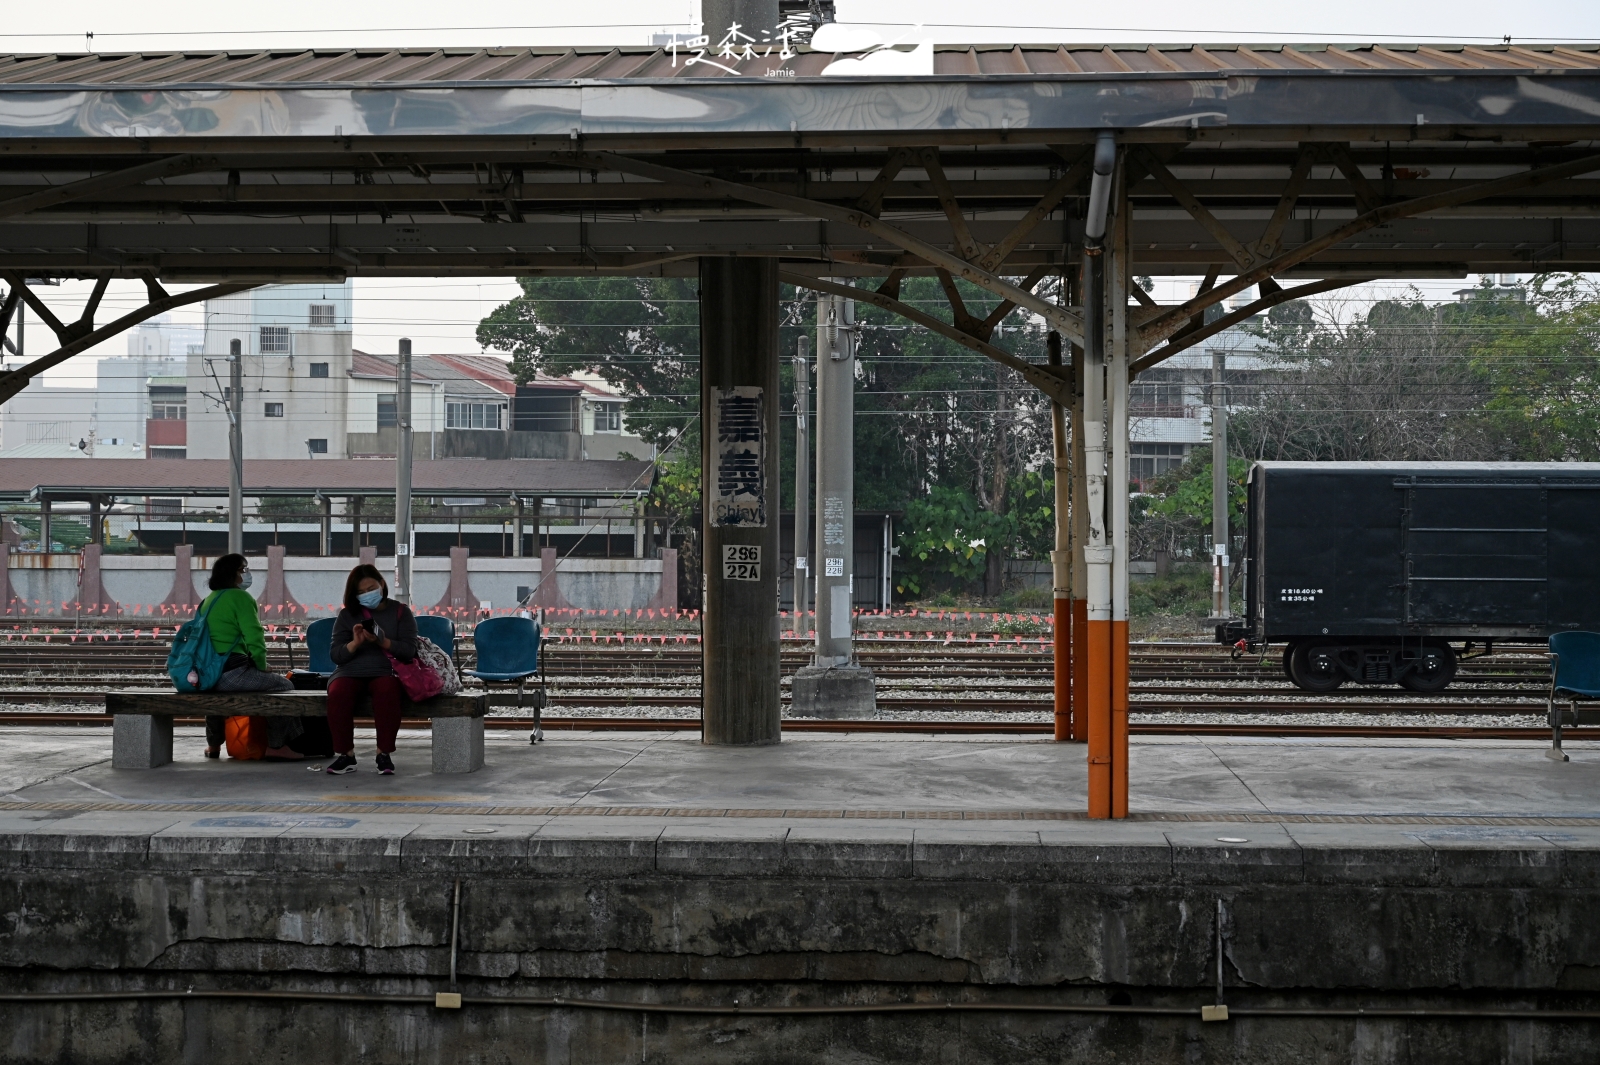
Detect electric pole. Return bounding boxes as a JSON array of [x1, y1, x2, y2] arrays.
[[793, 333, 811, 623], [1210, 349, 1230, 620], [227, 338, 243, 555], [395, 337, 414, 604]]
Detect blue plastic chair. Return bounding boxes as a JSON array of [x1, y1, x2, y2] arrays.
[[464, 615, 545, 742], [290, 616, 338, 685], [415, 614, 456, 662], [1547, 631, 1600, 761]]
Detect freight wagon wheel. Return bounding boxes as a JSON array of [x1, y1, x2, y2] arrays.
[[1289, 642, 1345, 692], [1399, 643, 1457, 693], [1282, 643, 1296, 681]]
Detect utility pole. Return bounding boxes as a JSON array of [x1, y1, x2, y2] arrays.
[[791, 285, 874, 718], [792, 333, 811, 624], [227, 338, 243, 555], [395, 338, 414, 604], [1210, 349, 1230, 621]]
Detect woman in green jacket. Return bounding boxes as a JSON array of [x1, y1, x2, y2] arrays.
[[199, 553, 297, 760]]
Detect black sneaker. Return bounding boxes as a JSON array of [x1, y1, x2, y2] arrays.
[[325, 754, 358, 775], [376, 752, 395, 775]]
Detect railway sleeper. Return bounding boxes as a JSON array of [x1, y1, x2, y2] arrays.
[[1284, 638, 1457, 694]]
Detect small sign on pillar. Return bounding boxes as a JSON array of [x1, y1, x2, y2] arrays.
[[712, 386, 765, 527]]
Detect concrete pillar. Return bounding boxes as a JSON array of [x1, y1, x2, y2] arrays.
[[699, 256, 782, 746], [38, 496, 50, 552], [513, 497, 525, 558], [78, 543, 121, 617], [89, 496, 103, 547], [350, 495, 363, 557], [159, 543, 203, 615], [791, 285, 875, 719], [318, 495, 332, 557], [432, 546, 478, 619]]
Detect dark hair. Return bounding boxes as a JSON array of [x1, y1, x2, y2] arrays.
[[209, 553, 248, 592], [343, 564, 389, 611]]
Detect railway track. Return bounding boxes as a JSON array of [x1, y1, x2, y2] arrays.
[[0, 639, 1560, 738]]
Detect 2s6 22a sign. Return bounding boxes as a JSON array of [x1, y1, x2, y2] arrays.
[[722, 544, 761, 581]]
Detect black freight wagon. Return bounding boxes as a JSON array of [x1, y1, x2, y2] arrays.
[[1218, 462, 1600, 692]]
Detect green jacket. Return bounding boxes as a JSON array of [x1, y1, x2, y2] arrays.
[[199, 587, 268, 671]]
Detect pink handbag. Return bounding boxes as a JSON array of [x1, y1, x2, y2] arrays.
[[364, 608, 443, 701]]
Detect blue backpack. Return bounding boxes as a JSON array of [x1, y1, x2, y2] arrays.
[[166, 595, 239, 692]]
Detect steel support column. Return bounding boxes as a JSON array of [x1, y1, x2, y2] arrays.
[[394, 338, 414, 604], [1069, 334, 1089, 745], [1081, 132, 1116, 819], [1048, 330, 1072, 742], [1108, 164, 1132, 820], [699, 257, 782, 746]]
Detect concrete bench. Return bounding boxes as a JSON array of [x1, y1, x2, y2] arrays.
[[106, 690, 488, 774]]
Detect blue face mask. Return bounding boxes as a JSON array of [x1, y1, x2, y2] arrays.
[[357, 589, 383, 609], [238, 571, 253, 590]]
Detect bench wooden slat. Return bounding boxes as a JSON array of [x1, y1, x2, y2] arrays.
[[106, 690, 486, 718]]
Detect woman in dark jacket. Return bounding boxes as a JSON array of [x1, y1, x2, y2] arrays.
[[325, 564, 417, 775]]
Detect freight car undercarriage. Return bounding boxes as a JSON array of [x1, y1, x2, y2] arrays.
[[1220, 633, 1533, 693]]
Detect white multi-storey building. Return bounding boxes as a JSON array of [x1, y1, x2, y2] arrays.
[[185, 283, 354, 460], [1129, 289, 1272, 488]]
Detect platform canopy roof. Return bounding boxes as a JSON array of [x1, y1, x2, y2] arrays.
[[0, 458, 653, 502], [0, 41, 1598, 388]]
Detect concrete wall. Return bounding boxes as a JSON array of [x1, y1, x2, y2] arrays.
[[2, 552, 668, 616], [3, 827, 1600, 1062]]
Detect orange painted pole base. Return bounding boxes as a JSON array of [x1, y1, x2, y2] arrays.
[[1085, 616, 1112, 819], [1111, 619, 1129, 818], [1070, 598, 1089, 742], [1052, 596, 1071, 740]]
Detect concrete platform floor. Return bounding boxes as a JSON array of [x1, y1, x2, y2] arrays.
[[2, 727, 1599, 837]]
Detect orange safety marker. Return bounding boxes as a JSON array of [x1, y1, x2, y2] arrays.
[[1111, 618, 1129, 818], [1085, 613, 1112, 820]]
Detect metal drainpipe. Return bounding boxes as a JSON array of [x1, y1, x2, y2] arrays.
[[1081, 131, 1116, 819], [1108, 164, 1132, 820]]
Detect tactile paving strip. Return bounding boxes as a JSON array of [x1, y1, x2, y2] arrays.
[[1, 798, 1598, 826]]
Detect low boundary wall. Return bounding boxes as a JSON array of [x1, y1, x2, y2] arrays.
[[0, 549, 674, 617]]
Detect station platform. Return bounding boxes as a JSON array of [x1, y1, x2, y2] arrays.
[[4, 728, 1600, 1064]]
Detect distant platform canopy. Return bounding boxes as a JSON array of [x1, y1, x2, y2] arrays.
[[0, 458, 654, 502]]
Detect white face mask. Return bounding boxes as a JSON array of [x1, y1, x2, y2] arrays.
[[239, 571, 253, 590], [357, 589, 383, 608]]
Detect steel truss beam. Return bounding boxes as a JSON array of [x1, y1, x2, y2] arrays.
[[0, 155, 216, 221], [565, 151, 1088, 345], [780, 272, 1074, 407], [0, 275, 258, 404], [1135, 149, 1600, 348]]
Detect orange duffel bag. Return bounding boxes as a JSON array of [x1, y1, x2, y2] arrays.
[[224, 716, 267, 760]]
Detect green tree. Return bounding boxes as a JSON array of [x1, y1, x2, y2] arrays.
[[1469, 274, 1600, 460]]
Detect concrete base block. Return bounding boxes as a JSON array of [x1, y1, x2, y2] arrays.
[[112, 715, 173, 769], [432, 716, 484, 774], [789, 664, 876, 719]]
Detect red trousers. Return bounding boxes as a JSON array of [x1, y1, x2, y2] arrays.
[[327, 675, 403, 754]]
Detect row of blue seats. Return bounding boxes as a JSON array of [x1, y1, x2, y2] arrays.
[[296, 614, 542, 687]]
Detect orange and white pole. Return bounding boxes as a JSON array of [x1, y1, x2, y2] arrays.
[[1108, 163, 1131, 819], [1049, 331, 1072, 741], [1070, 343, 1089, 744]]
